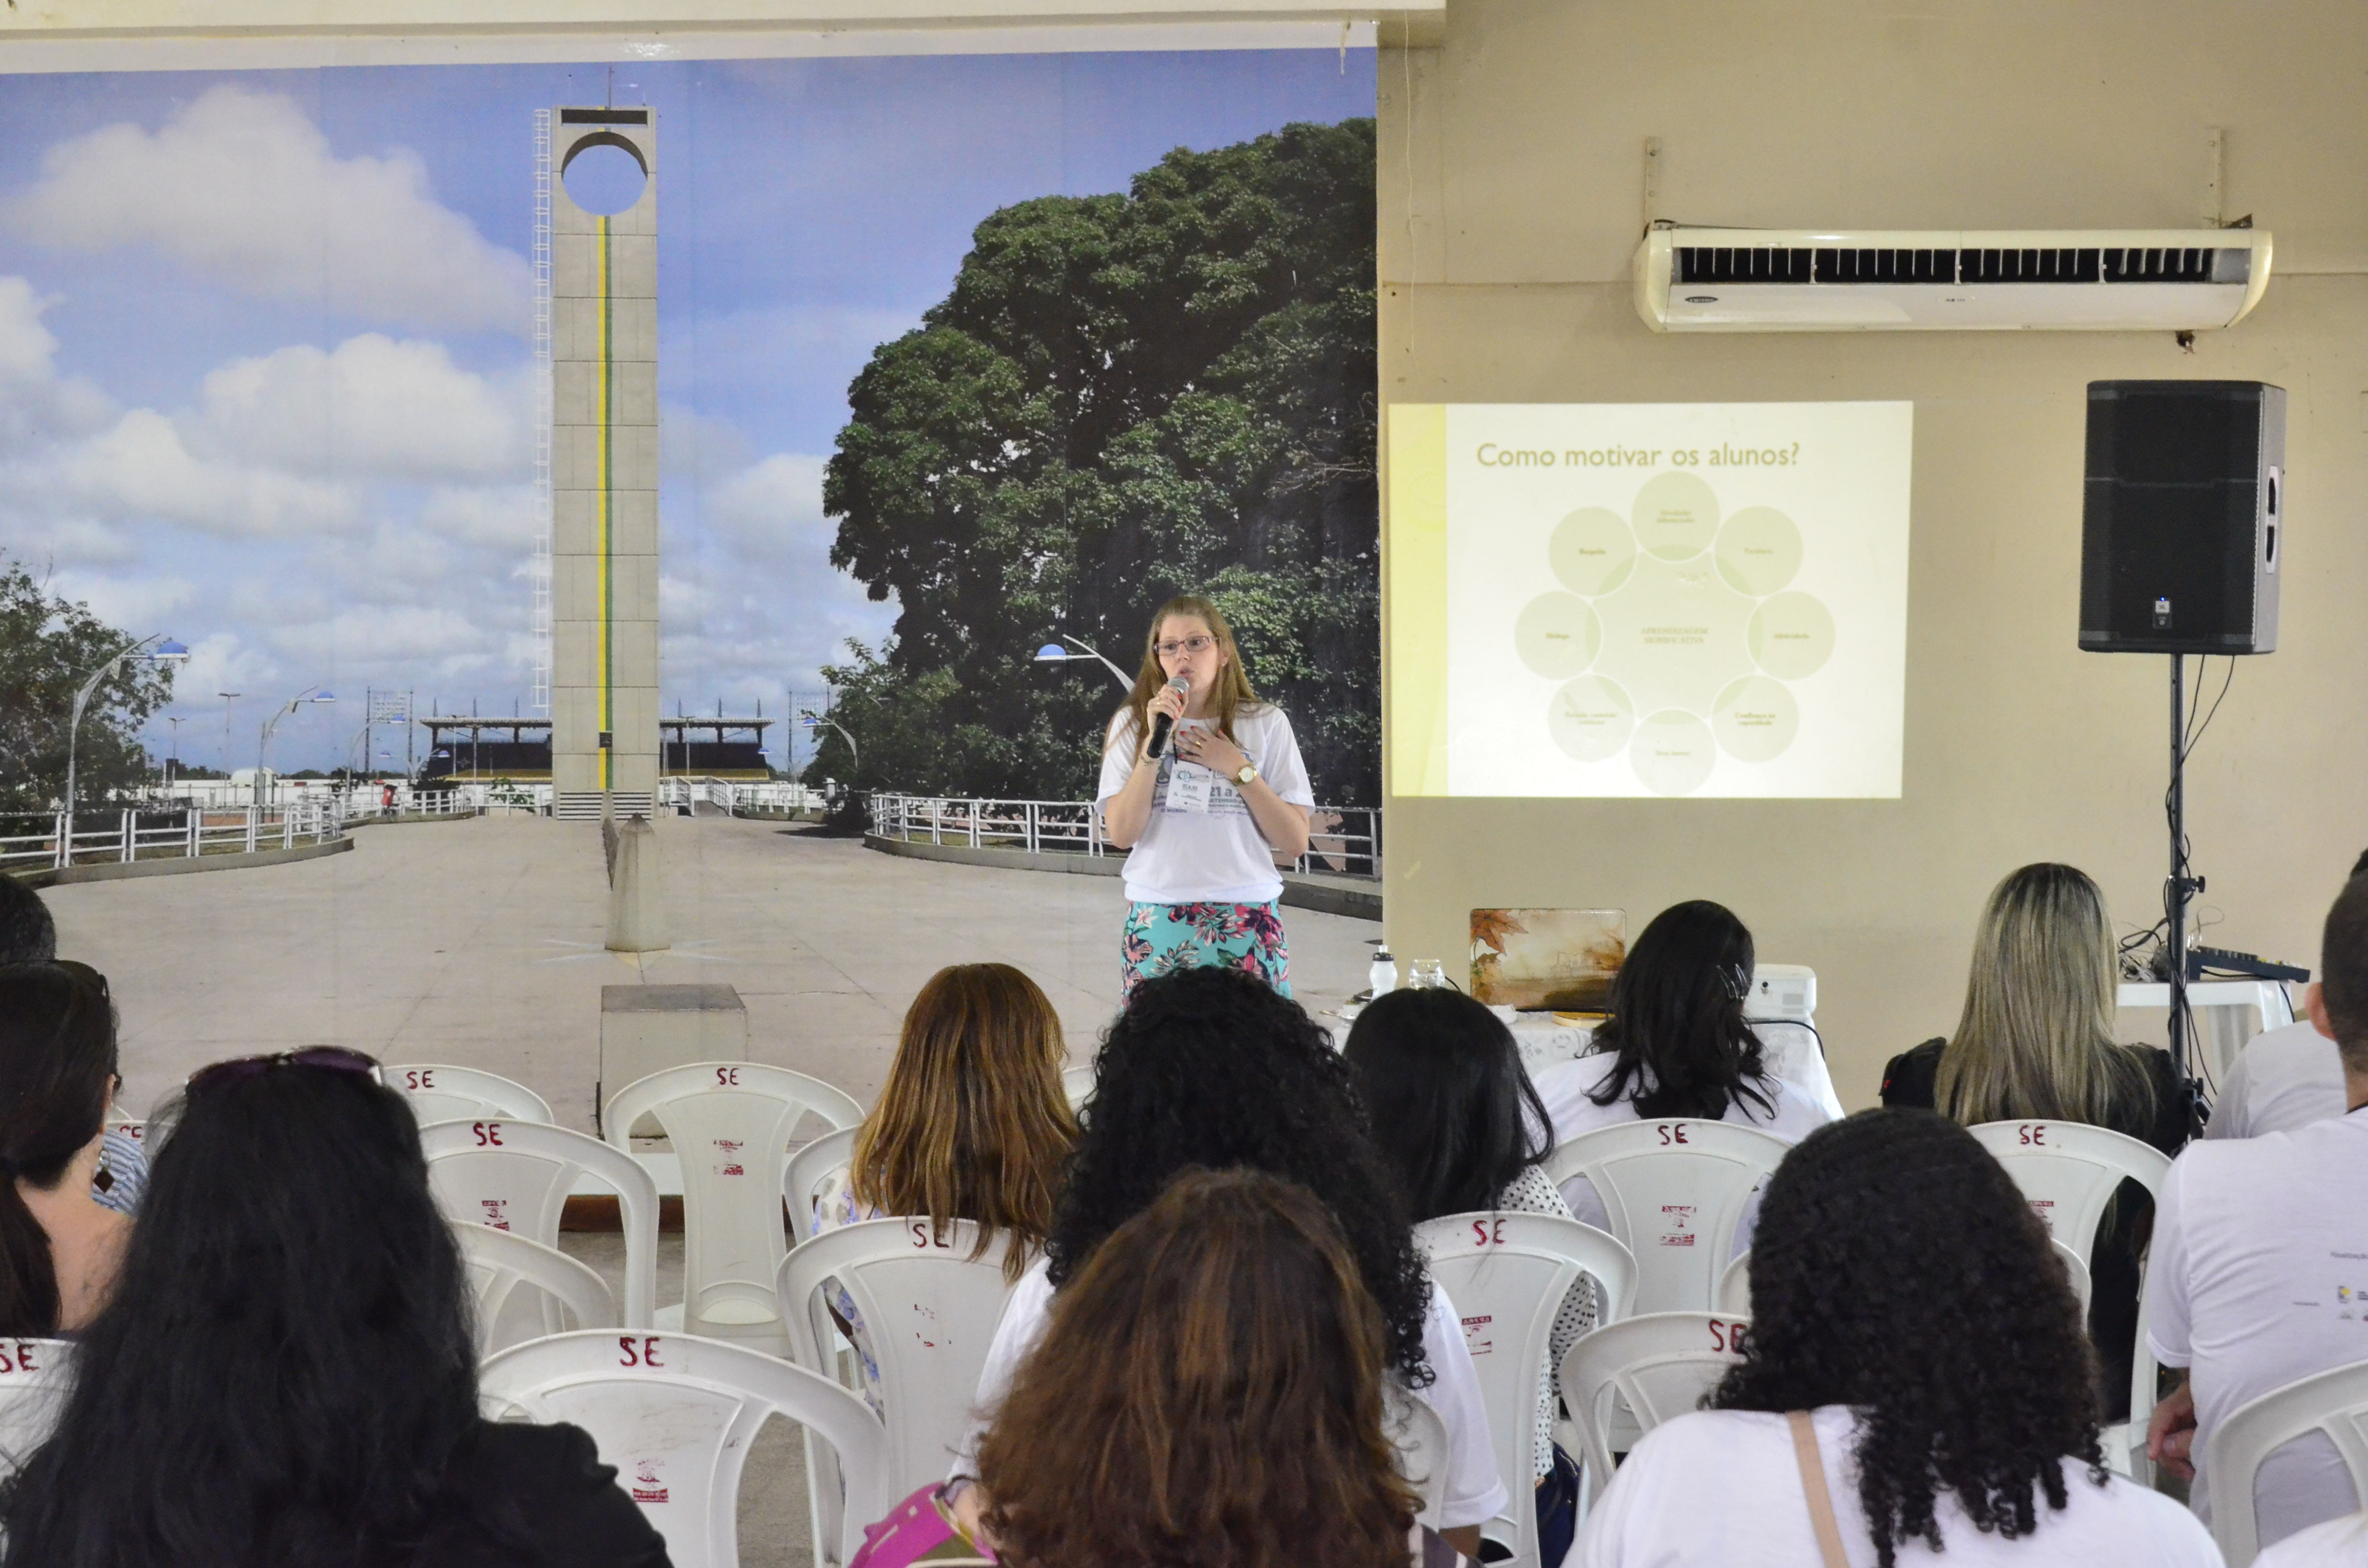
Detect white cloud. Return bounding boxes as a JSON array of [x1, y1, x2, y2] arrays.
[[703, 452, 831, 562], [27, 408, 358, 539], [0, 275, 113, 452], [12, 86, 530, 333], [196, 335, 528, 481], [419, 484, 538, 548], [174, 632, 276, 703], [267, 603, 502, 667], [47, 570, 193, 632]]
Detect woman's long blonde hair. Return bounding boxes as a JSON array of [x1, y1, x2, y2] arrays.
[[1110, 594, 1264, 752], [1936, 863, 2156, 1130], [848, 964, 1078, 1281]]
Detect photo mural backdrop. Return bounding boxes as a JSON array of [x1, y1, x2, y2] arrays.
[[0, 52, 1378, 807]]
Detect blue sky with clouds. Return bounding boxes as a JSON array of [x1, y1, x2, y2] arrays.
[[0, 50, 1375, 772]]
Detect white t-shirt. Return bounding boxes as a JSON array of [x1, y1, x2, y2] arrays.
[[2207, 1021, 2348, 1142], [2148, 1104, 2368, 1544], [2256, 1510, 2368, 1568], [1573, 1405, 2221, 1568], [1531, 1052, 1835, 1235], [1095, 704, 1315, 905], [953, 1254, 1509, 1531]]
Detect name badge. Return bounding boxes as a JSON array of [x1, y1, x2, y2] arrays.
[[1165, 761, 1216, 814]]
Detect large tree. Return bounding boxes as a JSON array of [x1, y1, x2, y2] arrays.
[[0, 558, 175, 817], [816, 117, 1378, 803]]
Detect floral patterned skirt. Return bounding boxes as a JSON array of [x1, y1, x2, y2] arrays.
[[1121, 899, 1292, 1001]]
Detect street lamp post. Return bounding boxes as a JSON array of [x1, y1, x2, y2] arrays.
[[1032, 634, 1133, 692], [62, 635, 189, 841], [257, 688, 337, 806], [163, 716, 184, 784], [798, 710, 858, 778]]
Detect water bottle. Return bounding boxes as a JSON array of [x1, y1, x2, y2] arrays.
[[1367, 946, 1398, 999]]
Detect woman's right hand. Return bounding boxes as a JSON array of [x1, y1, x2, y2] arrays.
[[1140, 683, 1189, 760]]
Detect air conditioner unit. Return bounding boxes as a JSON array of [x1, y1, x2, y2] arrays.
[[1633, 227, 2273, 332]]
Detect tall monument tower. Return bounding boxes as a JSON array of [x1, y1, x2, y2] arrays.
[[550, 108, 658, 814]]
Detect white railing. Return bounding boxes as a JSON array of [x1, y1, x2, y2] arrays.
[[0, 799, 346, 873], [657, 777, 819, 817], [869, 794, 1381, 879]]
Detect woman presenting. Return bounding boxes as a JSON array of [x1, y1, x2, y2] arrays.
[[1098, 596, 1314, 999]]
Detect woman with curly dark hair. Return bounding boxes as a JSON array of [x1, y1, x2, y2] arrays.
[[1571, 1110, 2215, 1568], [972, 1168, 1423, 1568], [951, 966, 1505, 1556]]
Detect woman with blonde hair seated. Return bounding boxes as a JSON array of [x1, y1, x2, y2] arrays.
[[1882, 862, 2187, 1420], [810, 963, 1078, 1407]]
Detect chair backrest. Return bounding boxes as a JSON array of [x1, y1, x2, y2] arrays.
[[603, 1064, 863, 1345], [480, 1329, 888, 1568], [423, 1116, 660, 1327], [387, 1063, 554, 1125], [2203, 1358, 2368, 1566], [1966, 1120, 2173, 1269], [1384, 1385, 1455, 1528], [777, 1217, 1022, 1499], [453, 1222, 618, 1354], [1718, 1238, 2091, 1317], [0, 1338, 75, 1476], [785, 1126, 861, 1246], [1560, 1311, 1749, 1491], [1415, 1212, 1638, 1567], [1061, 1063, 1096, 1111], [1544, 1120, 1792, 1315]]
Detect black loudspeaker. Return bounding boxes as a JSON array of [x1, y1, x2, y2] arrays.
[[2081, 380, 2284, 654]]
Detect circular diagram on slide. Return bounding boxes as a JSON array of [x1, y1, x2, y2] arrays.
[[1516, 473, 1832, 795]]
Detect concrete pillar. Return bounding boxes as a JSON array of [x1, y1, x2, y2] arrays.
[[606, 815, 669, 953], [550, 108, 659, 812]]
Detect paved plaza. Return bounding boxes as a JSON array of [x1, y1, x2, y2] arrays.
[[50, 812, 1380, 1127]]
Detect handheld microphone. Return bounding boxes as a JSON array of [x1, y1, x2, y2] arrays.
[[1146, 675, 1188, 760]]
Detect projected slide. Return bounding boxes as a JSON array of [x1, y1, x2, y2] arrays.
[[1389, 403, 1912, 798]]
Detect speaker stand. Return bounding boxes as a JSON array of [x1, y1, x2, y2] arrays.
[[2165, 655, 2201, 1082]]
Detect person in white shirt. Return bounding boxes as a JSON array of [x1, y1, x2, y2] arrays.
[[2207, 1019, 2348, 1141], [2254, 1510, 2368, 1568], [1096, 595, 1315, 999], [1345, 987, 1598, 1567], [1530, 901, 1834, 1231], [950, 967, 1507, 1558], [1576, 1109, 2220, 1568], [2146, 871, 2368, 1550]]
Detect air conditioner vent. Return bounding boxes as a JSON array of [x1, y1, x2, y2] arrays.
[[1961, 247, 2099, 283], [1675, 246, 1813, 283], [1814, 247, 1957, 284], [2101, 246, 2237, 283]]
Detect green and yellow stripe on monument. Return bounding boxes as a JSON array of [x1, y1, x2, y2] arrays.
[[595, 216, 614, 790]]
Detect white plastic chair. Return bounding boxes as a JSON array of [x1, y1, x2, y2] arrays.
[[1061, 1063, 1096, 1110], [785, 1127, 860, 1246], [1544, 1120, 1792, 1315], [453, 1222, 618, 1354], [388, 1064, 554, 1125], [1717, 1239, 2092, 1316], [1970, 1118, 2173, 1478], [1561, 1311, 1750, 1492], [480, 1328, 888, 1568], [603, 1063, 864, 1352], [1385, 1385, 1455, 1527], [779, 1218, 1020, 1492], [422, 1116, 660, 1328], [2203, 1358, 2368, 1567], [1416, 1212, 1638, 1568], [0, 1338, 74, 1476]]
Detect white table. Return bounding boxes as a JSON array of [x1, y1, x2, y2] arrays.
[[2115, 979, 2296, 1085]]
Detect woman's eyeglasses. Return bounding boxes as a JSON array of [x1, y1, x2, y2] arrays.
[[186, 1046, 383, 1097], [1155, 635, 1217, 658]]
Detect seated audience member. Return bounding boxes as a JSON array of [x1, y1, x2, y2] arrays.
[[1575, 1110, 2219, 1567], [1882, 862, 2184, 1421], [2203, 848, 2362, 1142], [952, 967, 1505, 1558], [1346, 987, 1589, 1566], [0, 878, 144, 1213], [2255, 1510, 2368, 1567], [0, 1047, 671, 1568], [810, 962, 1077, 1409], [1531, 901, 1832, 1227], [2146, 873, 2368, 1549], [965, 1168, 1426, 1568], [0, 961, 132, 1336]]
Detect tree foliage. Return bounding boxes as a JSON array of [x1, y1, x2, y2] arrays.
[[815, 118, 1378, 802], [0, 558, 174, 816]]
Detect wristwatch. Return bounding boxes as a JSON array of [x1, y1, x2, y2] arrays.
[[1233, 762, 1259, 788]]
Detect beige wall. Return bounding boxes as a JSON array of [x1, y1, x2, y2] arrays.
[[1377, 1, 2368, 1108]]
